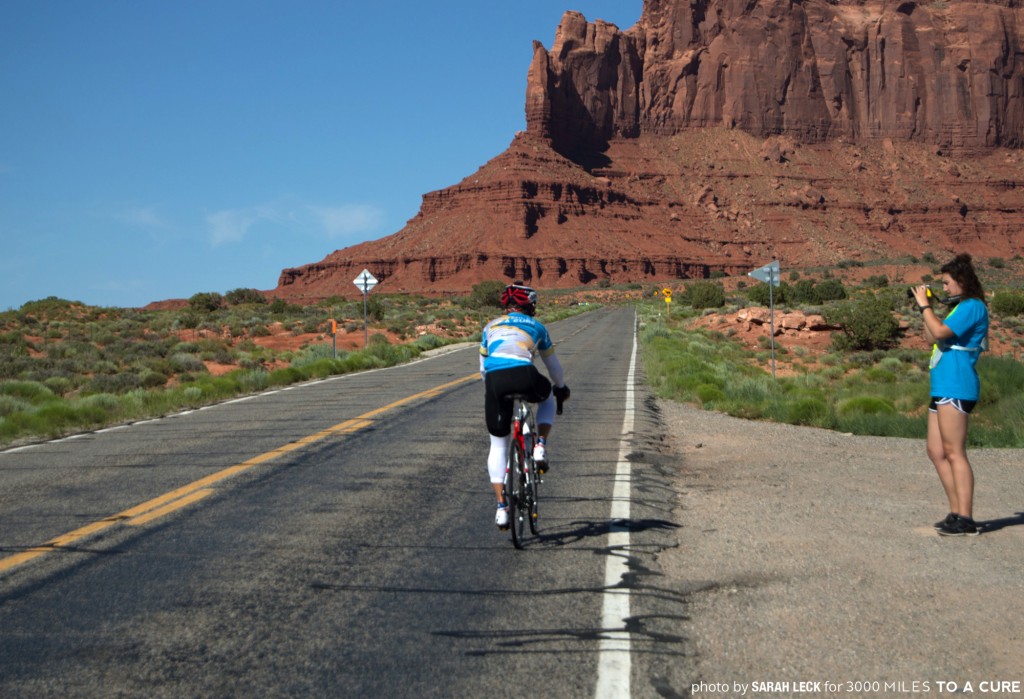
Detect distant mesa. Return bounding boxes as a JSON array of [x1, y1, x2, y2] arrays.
[[272, 0, 1024, 302]]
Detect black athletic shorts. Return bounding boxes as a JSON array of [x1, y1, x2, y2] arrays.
[[929, 397, 977, 414], [484, 365, 552, 437]]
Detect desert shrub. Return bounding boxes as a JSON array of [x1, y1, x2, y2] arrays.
[[789, 279, 819, 304], [825, 295, 900, 351], [188, 292, 224, 312], [169, 353, 206, 373], [877, 356, 906, 373], [0, 380, 55, 403], [465, 280, 505, 309], [76, 393, 122, 414], [43, 376, 73, 396], [413, 334, 445, 351], [990, 290, 1024, 317], [680, 281, 725, 309], [978, 355, 1024, 404], [695, 383, 726, 404], [746, 282, 789, 306], [121, 338, 171, 361], [0, 395, 32, 417], [85, 372, 142, 394], [837, 396, 896, 416], [863, 366, 898, 383], [238, 369, 269, 393], [836, 412, 923, 438], [815, 279, 847, 301], [367, 337, 418, 365], [173, 341, 200, 356], [641, 324, 671, 342], [269, 366, 305, 386], [721, 375, 775, 417], [291, 343, 336, 368], [225, 288, 267, 305], [786, 397, 834, 427], [140, 370, 169, 388]]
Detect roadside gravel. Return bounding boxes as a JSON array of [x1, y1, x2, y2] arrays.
[[657, 400, 1024, 698]]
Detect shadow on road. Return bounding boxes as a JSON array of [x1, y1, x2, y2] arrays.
[[978, 511, 1024, 533], [536, 518, 679, 546]]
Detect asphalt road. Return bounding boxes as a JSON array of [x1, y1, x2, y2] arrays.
[[0, 306, 684, 698]]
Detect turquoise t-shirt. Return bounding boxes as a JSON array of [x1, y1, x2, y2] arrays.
[[929, 298, 989, 401]]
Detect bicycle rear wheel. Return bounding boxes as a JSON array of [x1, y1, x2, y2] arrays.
[[506, 438, 528, 549]]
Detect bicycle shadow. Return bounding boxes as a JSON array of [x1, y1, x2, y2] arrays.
[[535, 518, 679, 546], [977, 511, 1024, 533]]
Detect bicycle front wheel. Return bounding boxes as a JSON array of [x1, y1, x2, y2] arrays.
[[527, 461, 540, 535]]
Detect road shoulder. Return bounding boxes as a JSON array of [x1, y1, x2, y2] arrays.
[[657, 399, 1024, 695]]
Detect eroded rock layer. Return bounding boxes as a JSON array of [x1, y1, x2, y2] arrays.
[[275, 0, 1024, 300]]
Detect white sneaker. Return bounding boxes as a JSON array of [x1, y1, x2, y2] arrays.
[[533, 443, 548, 471], [495, 505, 509, 530]]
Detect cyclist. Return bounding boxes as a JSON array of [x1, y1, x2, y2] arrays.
[[480, 282, 570, 529]]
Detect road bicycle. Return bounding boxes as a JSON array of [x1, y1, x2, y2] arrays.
[[503, 392, 565, 549], [503, 394, 540, 548]]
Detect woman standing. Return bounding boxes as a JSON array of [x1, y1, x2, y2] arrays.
[[912, 254, 989, 537]]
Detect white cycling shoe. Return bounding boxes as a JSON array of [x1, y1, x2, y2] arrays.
[[495, 504, 510, 530], [533, 443, 548, 472]]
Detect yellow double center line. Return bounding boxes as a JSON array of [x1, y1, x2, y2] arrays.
[[1, 373, 478, 575]]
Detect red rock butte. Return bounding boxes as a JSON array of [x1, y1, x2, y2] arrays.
[[273, 0, 1024, 301]]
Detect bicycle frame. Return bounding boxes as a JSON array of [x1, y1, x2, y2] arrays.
[[504, 395, 539, 548]]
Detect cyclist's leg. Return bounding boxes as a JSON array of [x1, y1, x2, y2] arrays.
[[536, 393, 555, 433], [488, 434, 509, 502], [527, 366, 555, 466], [484, 370, 517, 507]]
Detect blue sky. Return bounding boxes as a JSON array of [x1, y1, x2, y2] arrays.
[[0, 1, 641, 310]]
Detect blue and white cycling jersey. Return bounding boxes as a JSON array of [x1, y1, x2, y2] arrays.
[[479, 312, 554, 374]]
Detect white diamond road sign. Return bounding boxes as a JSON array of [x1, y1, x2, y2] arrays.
[[353, 269, 378, 294]]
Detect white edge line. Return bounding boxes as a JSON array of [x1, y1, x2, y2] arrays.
[[595, 309, 636, 699]]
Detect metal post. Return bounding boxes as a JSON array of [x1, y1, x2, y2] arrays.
[[362, 287, 368, 348], [768, 267, 776, 380]]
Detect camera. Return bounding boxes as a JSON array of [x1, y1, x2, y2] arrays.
[[906, 287, 932, 300]]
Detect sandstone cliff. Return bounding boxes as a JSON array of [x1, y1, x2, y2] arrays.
[[275, 0, 1024, 301], [530, 0, 1024, 155]]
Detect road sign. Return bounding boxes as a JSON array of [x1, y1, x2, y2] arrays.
[[748, 261, 780, 287], [662, 288, 672, 297], [353, 269, 378, 348], [748, 260, 781, 379], [353, 269, 378, 294]]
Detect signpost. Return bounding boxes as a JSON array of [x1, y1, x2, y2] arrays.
[[748, 261, 781, 379], [353, 269, 378, 348], [663, 287, 672, 316]]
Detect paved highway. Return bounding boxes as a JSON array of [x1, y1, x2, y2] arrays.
[[0, 306, 686, 698]]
